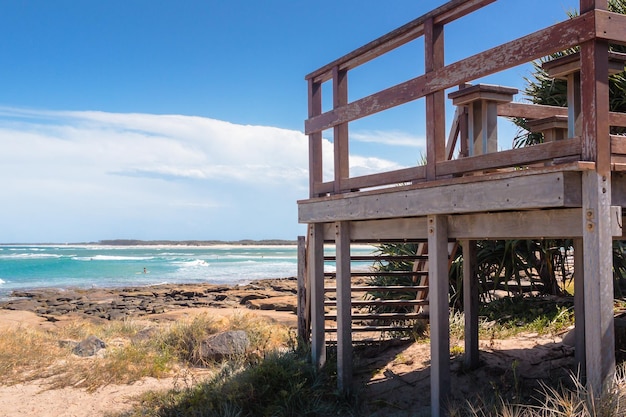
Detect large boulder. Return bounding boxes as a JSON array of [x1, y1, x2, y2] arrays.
[[73, 335, 106, 357], [199, 330, 250, 361]]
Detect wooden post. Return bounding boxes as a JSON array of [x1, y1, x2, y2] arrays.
[[333, 66, 349, 194], [581, 172, 615, 394], [462, 240, 479, 370], [424, 18, 445, 180], [308, 79, 323, 198], [297, 236, 308, 345], [579, 1, 614, 393], [573, 239, 586, 371], [568, 72, 582, 138], [309, 223, 326, 369], [428, 215, 450, 417], [335, 221, 352, 392]]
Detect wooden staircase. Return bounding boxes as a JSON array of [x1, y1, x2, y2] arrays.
[[313, 239, 458, 340]]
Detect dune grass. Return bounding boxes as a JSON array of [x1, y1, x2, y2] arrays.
[[0, 312, 292, 392]]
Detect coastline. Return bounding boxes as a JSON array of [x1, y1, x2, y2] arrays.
[[0, 276, 300, 328]]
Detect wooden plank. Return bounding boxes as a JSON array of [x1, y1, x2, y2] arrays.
[[610, 112, 626, 128], [580, 38, 610, 171], [297, 236, 308, 344], [573, 239, 586, 371], [335, 207, 622, 241], [340, 217, 430, 241], [436, 138, 582, 177], [305, 14, 596, 135], [462, 240, 479, 370], [333, 67, 349, 193], [299, 171, 581, 223], [308, 223, 326, 369], [326, 312, 428, 320], [308, 80, 323, 198], [448, 207, 622, 239], [611, 172, 626, 207], [446, 107, 462, 160], [326, 286, 430, 292], [325, 271, 428, 278], [611, 135, 626, 155], [428, 215, 450, 417], [581, 170, 615, 395], [325, 299, 429, 307], [425, 17, 445, 180], [498, 102, 567, 119], [335, 222, 352, 393], [302, 161, 592, 204], [305, 0, 496, 83], [325, 326, 418, 333], [594, 9, 626, 46], [341, 165, 427, 191]]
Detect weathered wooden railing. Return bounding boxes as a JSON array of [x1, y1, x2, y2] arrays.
[[305, 0, 626, 198]]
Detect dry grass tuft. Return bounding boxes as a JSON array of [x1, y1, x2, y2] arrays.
[[0, 313, 292, 392]]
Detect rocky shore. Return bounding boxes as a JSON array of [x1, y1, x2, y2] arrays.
[[0, 277, 299, 323]]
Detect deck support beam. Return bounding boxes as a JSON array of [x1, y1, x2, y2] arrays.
[[582, 172, 615, 395], [428, 215, 450, 417], [335, 221, 353, 392], [309, 223, 326, 369], [462, 240, 479, 370]]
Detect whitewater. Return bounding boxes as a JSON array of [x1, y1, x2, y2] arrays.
[[0, 244, 375, 298]]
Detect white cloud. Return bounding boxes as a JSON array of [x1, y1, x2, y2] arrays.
[[0, 107, 408, 241], [351, 129, 426, 148]]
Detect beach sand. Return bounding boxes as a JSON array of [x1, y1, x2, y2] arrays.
[[0, 279, 578, 417]]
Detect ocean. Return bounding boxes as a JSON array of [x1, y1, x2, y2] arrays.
[[0, 244, 376, 299]]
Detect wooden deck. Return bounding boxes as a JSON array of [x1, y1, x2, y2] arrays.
[[298, 1, 626, 415]]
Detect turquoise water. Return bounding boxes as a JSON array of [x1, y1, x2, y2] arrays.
[[0, 244, 375, 298]]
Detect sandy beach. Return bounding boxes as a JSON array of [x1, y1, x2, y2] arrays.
[[0, 278, 581, 417]]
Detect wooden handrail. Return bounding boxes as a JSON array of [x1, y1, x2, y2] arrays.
[[305, 0, 496, 83], [305, 12, 597, 135], [304, 6, 626, 197]]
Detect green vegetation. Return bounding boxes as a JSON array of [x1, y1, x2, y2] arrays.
[[125, 351, 357, 417]]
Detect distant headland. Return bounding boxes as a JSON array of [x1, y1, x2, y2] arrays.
[[0, 239, 298, 246]]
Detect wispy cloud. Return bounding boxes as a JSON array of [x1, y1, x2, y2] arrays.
[[0, 107, 408, 241], [351, 129, 425, 148]]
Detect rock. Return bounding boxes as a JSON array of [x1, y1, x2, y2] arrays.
[[131, 327, 159, 344], [108, 309, 127, 321], [246, 295, 297, 312], [73, 335, 106, 357], [200, 330, 250, 361]]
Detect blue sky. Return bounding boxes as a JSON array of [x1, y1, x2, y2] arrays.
[[0, 0, 580, 243]]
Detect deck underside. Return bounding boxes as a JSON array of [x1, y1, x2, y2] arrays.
[[299, 168, 626, 240]]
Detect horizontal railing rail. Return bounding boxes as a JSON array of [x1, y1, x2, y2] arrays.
[[305, 1, 626, 198]]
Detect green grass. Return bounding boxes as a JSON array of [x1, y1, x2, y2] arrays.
[[124, 350, 358, 417]]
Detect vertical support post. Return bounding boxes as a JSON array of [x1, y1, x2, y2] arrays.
[[309, 223, 326, 369], [567, 72, 582, 138], [308, 79, 323, 198], [428, 215, 450, 417], [424, 18, 445, 180], [335, 221, 352, 392], [579, 1, 614, 393], [333, 66, 349, 194], [462, 240, 479, 370], [581, 172, 614, 394], [297, 235, 308, 345], [573, 239, 586, 371]]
